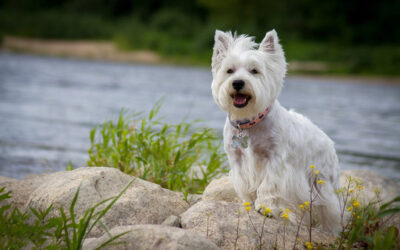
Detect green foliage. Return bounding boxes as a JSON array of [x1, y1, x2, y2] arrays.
[[0, 180, 133, 249], [87, 101, 228, 194], [338, 195, 400, 249], [0, 10, 113, 40], [1, 1, 399, 75]]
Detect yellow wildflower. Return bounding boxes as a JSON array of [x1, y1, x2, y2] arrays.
[[353, 200, 360, 208], [349, 189, 354, 193], [243, 202, 250, 206], [281, 213, 289, 219], [264, 207, 272, 214], [305, 241, 313, 249], [284, 208, 291, 213], [245, 206, 251, 212], [314, 170, 319, 175], [309, 165, 315, 169], [356, 185, 364, 190], [317, 180, 325, 184], [299, 204, 305, 209], [347, 206, 353, 211], [304, 201, 310, 206]]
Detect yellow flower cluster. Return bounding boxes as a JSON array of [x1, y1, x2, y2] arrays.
[[314, 170, 319, 175], [281, 208, 291, 220], [352, 200, 360, 208], [243, 202, 251, 212], [317, 180, 325, 184], [309, 165, 315, 169], [305, 241, 313, 249], [263, 207, 272, 216]]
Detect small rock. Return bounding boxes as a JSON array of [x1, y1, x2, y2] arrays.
[[161, 215, 181, 228], [203, 176, 241, 203], [83, 224, 219, 250]]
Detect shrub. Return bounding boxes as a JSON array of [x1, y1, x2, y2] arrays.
[[87, 101, 228, 195]]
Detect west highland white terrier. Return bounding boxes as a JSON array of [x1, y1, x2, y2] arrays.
[[211, 29, 341, 233]]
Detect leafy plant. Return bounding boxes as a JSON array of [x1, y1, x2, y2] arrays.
[[338, 194, 400, 249], [87, 100, 228, 195], [0, 180, 134, 249]]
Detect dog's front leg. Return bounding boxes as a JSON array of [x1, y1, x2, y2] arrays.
[[254, 178, 282, 218]]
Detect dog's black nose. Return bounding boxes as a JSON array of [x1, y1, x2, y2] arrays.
[[232, 80, 245, 91]]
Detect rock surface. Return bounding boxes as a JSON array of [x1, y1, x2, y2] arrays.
[[204, 170, 400, 205], [2, 167, 189, 237], [83, 224, 219, 250], [181, 200, 335, 249], [1, 167, 399, 249], [203, 176, 241, 203]]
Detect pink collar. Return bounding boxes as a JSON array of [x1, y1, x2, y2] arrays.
[[229, 106, 271, 130]]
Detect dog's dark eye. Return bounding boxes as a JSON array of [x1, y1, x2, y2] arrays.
[[250, 69, 258, 74], [227, 69, 234, 74]]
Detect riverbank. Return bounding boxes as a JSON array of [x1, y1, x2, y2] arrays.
[[2, 36, 400, 83], [1, 36, 160, 64]]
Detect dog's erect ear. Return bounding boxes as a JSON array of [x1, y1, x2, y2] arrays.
[[212, 30, 233, 75], [259, 29, 280, 53]]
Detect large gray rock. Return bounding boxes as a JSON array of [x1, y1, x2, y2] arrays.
[[203, 170, 400, 205], [6, 167, 189, 237], [340, 169, 400, 204], [203, 176, 241, 203], [181, 200, 335, 249], [83, 224, 219, 250], [0, 173, 56, 210], [0, 176, 17, 184]]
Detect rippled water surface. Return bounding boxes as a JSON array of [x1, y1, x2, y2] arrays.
[[1, 52, 400, 181]]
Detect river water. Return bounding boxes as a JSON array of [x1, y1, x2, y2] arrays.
[[1, 52, 400, 182]]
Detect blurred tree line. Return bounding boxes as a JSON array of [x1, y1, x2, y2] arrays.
[[0, 0, 399, 74]]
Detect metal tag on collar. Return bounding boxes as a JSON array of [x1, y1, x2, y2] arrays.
[[231, 128, 248, 148]]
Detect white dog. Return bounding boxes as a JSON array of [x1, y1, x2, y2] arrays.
[[211, 29, 341, 233]]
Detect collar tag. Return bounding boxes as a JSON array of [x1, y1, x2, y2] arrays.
[[231, 129, 248, 148]]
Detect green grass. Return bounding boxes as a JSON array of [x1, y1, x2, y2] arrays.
[[87, 100, 228, 196], [0, 180, 134, 249]]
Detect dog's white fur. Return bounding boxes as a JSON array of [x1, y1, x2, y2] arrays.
[[211, 30, 341, 233]]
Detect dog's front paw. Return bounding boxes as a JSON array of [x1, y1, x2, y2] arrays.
[[255, 199, 280, 218]]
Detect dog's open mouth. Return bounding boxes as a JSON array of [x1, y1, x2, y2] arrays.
[[231, 93, 251, 108]]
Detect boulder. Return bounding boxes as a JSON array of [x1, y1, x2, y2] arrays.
[[83, 224, 219, 250], [203, 176, 241, 203], [6, 167, 189, 237], [181, 200, 335, 249], [0, 176, 17, 184], [203, 170, 400, 205], [0, 173, 56, 210]]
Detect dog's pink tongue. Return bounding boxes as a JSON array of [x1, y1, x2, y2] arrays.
[[234, 94, 247, 105]]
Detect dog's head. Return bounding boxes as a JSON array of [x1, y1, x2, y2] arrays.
[[211, 30, 286, 120]]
